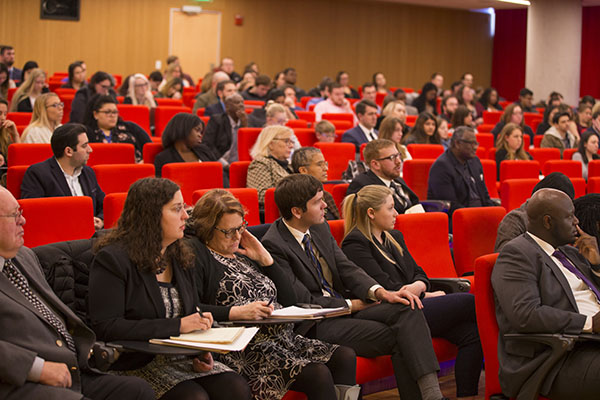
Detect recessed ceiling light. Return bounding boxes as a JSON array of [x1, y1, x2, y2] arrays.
[[496, 0, 531, 5]]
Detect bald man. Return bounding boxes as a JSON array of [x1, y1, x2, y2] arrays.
[[492, 188, 600, 399]]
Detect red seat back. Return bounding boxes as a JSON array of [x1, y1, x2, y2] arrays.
[[499, 160, 540, 182], [482, 110, 502, 125], [332, 183, 349, 211], [87, 143, 136, 166], [403, 159, 435, 200], [92, 164, 155, 195], [529, 147, 561, 171], [571, 177, 586, 198], [327, 219, 345, 246], [143, 142, 163, 165], [117, 104, 151, 134], [103, 192, 128, 229], [562, 148, 578, 160], [192, 188, 260, 226], [452, 207, 506, 277], [321, 113, 354, 124], [237, 128, 262, 162], [406, 144, 444, 159], [19, 197, 95, 247], [314, 142, 355, 180], [154, 107, 191, 137], [588, 177, 600, 193], [229, 161, 251, 188], [6, 165, 29, 199], [7, 112, 32, 125], [264, 187, 279, 223], [295, 111, 316, 123], [481, 159, 499, 198], [293, 128, 317, 147], [155, 98, 183, 107], [162, 162, 223, 204], [542, 160, 583, 178], [500, 178, 539, 211], [588, 160, 600, 178], [475, 133, 495, 149], [7, 143, 52, 166]]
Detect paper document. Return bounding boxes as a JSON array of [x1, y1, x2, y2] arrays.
[[150, 327, 259, 354], [169, 327, 244, 344], [270, 306, 350, 319]]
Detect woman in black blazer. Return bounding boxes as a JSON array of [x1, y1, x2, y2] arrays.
[[88, 178, 250, 400], [341, 184, 483, 399]]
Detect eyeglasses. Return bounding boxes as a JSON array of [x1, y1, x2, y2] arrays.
[[376, 153, 402, 162], [46, 102, 65, 109], [317, 132, 337, 138], [459, 139, 479, 147], [0, 208, 23, 222], [99, 84, 112, 90], [214, 220, 248, 239], [134, 83, 149, 88], [172, 203, 189, 213], [272, 137, 294, 146], [97, 110, 119, 116]]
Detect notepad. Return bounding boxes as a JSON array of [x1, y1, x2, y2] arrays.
[[270, 306, 350, 319], [150, 327, 259, 354], [169, 327, 244, 344]]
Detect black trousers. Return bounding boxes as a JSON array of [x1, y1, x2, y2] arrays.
[[309, 302, 439, 400], [546, 341, 600, 400]]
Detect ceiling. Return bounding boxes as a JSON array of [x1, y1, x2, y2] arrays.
[[374, 0, 600, 11]]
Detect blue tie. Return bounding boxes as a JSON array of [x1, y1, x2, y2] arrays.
[[302, 234, 340, 298], [553, 249, 600, 302]]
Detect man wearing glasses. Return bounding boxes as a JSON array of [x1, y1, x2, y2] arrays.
[[347, 139, 420, 214], [20, 123, 105, 230], [427, 126, 494, 220]]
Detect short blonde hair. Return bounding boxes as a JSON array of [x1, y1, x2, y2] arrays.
[[315, 120, 335, 134], [265, 103, 286, 118], [250, 125, 293, 159]]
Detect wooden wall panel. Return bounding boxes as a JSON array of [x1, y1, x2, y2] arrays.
[[0, 0, 492, 91]]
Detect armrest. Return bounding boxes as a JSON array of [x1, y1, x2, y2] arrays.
[[420, 200, 451, 213], [429, 277, 471, 293], [504, 333, 578, 400], [491, 198, 501, 206]]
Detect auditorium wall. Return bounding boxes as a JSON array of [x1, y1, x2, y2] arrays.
[[0, 0, 493, 91]]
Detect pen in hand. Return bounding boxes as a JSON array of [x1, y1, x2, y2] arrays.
[[197, 306, 221, 328]]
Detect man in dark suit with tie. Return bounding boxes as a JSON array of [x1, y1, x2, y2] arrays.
[[347, 139, 420, 214], [20, 123, 105, 230], [492, 188, 600, 399], [427, 126, 494, 217], [203, 80, 237, 117], [262, 174, 446, 400], [0, 46, 22, 82], [341, 100, 379, 152], [0, 186, 154, 400]]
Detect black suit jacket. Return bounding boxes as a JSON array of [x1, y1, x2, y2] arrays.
[[491, 233, 600, 397], [341, 126, 373, 152], [347, 170, 419, 214], [261, 219, 379, 308], [341, 228, 429, 292], [88, 243, 198, 370], [154, 146, 217, 177], [202, 113, 233, 160], [427, 149, 493, 216], [204, 102, 225, 117], [20, 157, 105, 219]]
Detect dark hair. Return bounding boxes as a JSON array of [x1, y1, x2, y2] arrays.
[[450, 126, 475, 147], [0, 46, 13, 55], [455, 85, 472, 105], [552, 111, 571, 125], [67, 61, 84, 85], [267, 89, 284, 102], [577, 131, 600, 165], [580, 95, 596, 108], [274, 174, 323, 220], [441, 94, 457, 114], [479, 87, 499, 109], [83, 94, 118, 129], [21, 61, 39, 81], [326, 81, 343, 93], [255, 74, 271, 87], [50, 123, 87, 158], [451, 105, 472, 128], [407, 112, 440, 144], [372, 72, 385, 87], [0, 63, 9, 94], [148, 70, 163, 82], [291, 147, 321, 173], [216, 79, 235, 94], [89, 71, 114, 95], [532, 172, 575, 199], [355, 99, 377, 116], [362, 82, 375, 92], [574, 194, 600, 245], [96, 177, 193, 272], [283, 67, 296, 75], [519, 88, 533, 97], [0, 98, 7, 107], [412, 82, 438, 114], [593, 110, 600, 120], [335, 71, 348, 83], [431, 72, 442, 80], [162, 113, 205, 148], [118, 74, 132, 96], [450, 81, 462, 92]]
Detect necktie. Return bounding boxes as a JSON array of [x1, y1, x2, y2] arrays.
[[552, 249, 600, 302], [302, 234, 340, 298], [368, 131, 377, 141], [389, 180, 410, 209], [3, 259, 76, 352]]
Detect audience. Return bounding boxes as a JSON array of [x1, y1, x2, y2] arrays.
[[584, 109, 600, 139], [377, 116, 411, 161], [450, 105, 475, 131], [461, 72, 474, 87], [247, 125, 294, 205], [376, 99, 408, 131], [155, 77, 183, 100], [373, 72, 390, 95], [313, 82, 355, 122], [165, 55, 194, 86], [494, 122, 533, 177], [475, 87, 502, 117], [314, 119, 337, 143], [347, 139, 419, 214], [428, 126, 495, 219], [291, 146, 340, 219], [248, 95, 296, 128], [360, 83, 381, 113], [575, 103, 593, 134], [21, 92, 63, 143], [0, 98, 19, 166], [517, 87, 535, 113], [123, 73, 156, 108], [154, 113, 216, 177], [336, 70, 359, 99], [574, 193, 600, 246], [18, 61, 41, 88], [262, 174, 445, 400], [412, 82, 438, 115], [341, 184, 483, 398], [0, 45, 21, 81], [440, 94, 458, 123], [10, 68, 47, 112], [88, 178, 251, 400], [158, 62, 189, 91], [437, 117, 450, 149], [241, 74, 271, 102], [431, 72, 444, 95], [61, 61, 87, 90], [83, 95, 151, 163], [148, 70, 162, 92], [273, 71, 286, 89], [403, 112, 441, 145], [572, 131, 600, 180], [193, 71, 229, 112], [490, 103, 534, 143], [282, 67, 307, 98], [0, 63, 16, 100], [21, 123, 105, 229], [219, 57, 242, 83], [70, 71, 116, 123], [305, 77, 332, 110], [541, 110, 579, 156], [456, 85, 480, 125], [341, 100, 378, 152], [204, 80, 237, 117]]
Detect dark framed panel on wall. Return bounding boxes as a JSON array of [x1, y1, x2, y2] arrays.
[[40, 0, 80, 21]]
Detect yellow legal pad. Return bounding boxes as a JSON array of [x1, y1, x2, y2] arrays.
[[169, 327, 245, 344]]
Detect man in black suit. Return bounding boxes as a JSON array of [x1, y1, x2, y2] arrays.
[[341, 100, 379, 152], [427, 126, 494, 217], [262, 174, 446, 400], [347, 139, 420, 214], [0, 45, 21, 82], [0, 186, 154, 400], [20, 123, 105, 230], [492, 188, 600, 399], [204, 80, 237, 117]]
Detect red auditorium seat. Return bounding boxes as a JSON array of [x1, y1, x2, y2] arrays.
[[7, 112, 32, 125], [92, 164, 155, 195], [588, 160, 600, 178], [59, 94, 75, 123], [321, 113, 354, 125], [143, 142, 163, 165], [7, 143, 52, 166], [499, 160, 540, 182], [588, 177, 600, 193], [452, 207, 506, 277], [561, 148, 577, 160], [293, 128, 317, 147], [332, 183, 349, 211], [533, 135, 543, 148], [295, 111, 316, 123], [192, 188, 260, 226], [264, 187, 279, 223], [286, 119, 308, 128], [18, 197, 95, 247], [571, 177, 586, 198], [326, 120, 352, 130], [403, 159, 435, 200], [480, 159, 499, 198], [529, 148, 561, 171], [155, 98, 183, 107], [542, 160, 582, 178], [327, 219, 345, 246], [229, 161, 251, 188], [314, 142, 355, 180], [87, 143, 136, 166], [482, 110, 502, 124], [103, 192, 127, 229], [238, 128, 262, 162], [117, 104, 151, 134], [406, 144, 444, 159], [6, 165, 29, 199], [162, 162, 223, 204], [475, 133, 494, 149], [154, 106, 191, 137], [500, 178, 539, 211]]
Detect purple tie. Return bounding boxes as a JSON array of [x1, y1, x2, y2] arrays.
[[552, 249, 600, 302]]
